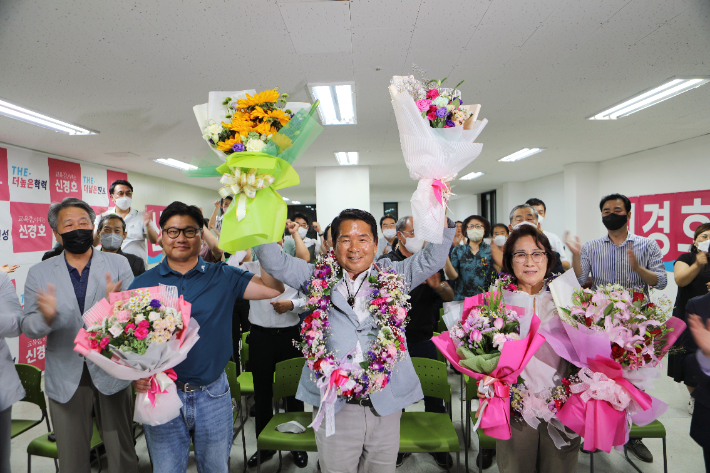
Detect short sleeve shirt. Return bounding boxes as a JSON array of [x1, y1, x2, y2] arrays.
[[450, 242, 496, 301], [128, 256, 254, 385], [96, 207, 159, 265]]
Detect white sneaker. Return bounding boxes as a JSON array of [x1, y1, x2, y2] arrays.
[[689, 398, 695, 415]]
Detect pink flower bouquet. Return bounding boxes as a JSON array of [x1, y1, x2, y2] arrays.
[[547, 270, 686, 452], [432, 290, 546, 440], [74, 286, 200, 426]]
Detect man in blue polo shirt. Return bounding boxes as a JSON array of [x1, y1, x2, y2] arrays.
[[131, 201, 285, 473]]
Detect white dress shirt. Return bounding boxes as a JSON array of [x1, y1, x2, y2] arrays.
[[242, 261, 305, 328], [543, 230, 569, 263], [95, 207, 159, 265], [338, 266, 373, 364]]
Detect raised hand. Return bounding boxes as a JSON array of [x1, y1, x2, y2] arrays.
[[697, 249, 708, 267], [626, 241, 639, 271], [0, 264, 19, 273], [38, 284, 57, 325], [426, 271, 442, 288], [143, 208, 154, 227], [689, 314, 710, 358], [312, 222, 322, 234], [214, 199, 221, 209], [286, 221, 299, 236], [565, 232, 582, 256], [105, 272, 122, 298]]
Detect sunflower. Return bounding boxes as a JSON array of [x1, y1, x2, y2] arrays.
[[267, 109, 291, 126], [254, 121, 277, 136], [249, 106, 269, 121], [216, 135, 241, 152], [237, 89, 280, 109], [224, 118, 254, 136]]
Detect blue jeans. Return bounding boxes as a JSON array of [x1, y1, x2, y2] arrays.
[[144, 372, 233, 473]]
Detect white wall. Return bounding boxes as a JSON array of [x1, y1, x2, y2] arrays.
[[126, 171, 217, 217], [496, 172, 566, 237], [315, 166, 370, 231], [448, 195, 479, 224]]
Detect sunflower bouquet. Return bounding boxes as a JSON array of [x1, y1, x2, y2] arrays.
[[193, 89, 322, 252]]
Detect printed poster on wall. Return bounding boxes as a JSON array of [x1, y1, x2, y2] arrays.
[[0, 147, 9, 202], [10, 202, 52, 254], [629, 189, 710, 271], [48, 157, 81, 201]]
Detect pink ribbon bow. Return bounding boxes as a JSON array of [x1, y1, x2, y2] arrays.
[[309, 350, 358, 437], [147, 369, 178, 407], [557, 355, 653, 453], [431, 179, 452, 207]]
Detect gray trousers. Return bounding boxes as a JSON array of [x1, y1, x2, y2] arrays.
[[47, 364, 138, 473], [496, 419, 580, 473], [314, 403, 402, 473], [0, 406, 10, 473]]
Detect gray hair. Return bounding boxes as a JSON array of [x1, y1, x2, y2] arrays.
[[395, 216, 412, 234], [508, 204, 538, 224], [48, 198, 96, 230], [97, 214, 126, 234]]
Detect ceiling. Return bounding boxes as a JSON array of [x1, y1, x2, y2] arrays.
[[1, 0, 709, 204]]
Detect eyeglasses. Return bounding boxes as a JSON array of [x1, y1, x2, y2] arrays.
[[512, 251, 548, 264], [297, 223, 308, 229], [163, 227, 200, 239], [113, 191, 133, 197], [381, 223, 396, 229], [466, 224, 484, 230], [400, 230, 415, 237], [337, 237, 374, 247]]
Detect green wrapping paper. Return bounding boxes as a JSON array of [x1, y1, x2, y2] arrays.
[[216, 153, 299, 252]]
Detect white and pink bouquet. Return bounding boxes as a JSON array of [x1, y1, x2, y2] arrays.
[[389, 67, 487, 244], [74, 286, 200, 426], [547, 270, 686, 452]]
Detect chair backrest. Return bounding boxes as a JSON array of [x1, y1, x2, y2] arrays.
[[240, 331, 250, 365], [225, 361, 241, 401], [273, 357, 305, 402], [410, 357, 451, 402], [15, 364, 46, 410], [465, 375, 479, 402], [437, 315, 447, 334], [431, 333, 447, 364]]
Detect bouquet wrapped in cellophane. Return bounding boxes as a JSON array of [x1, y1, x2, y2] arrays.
[[74, 286, 199, 426], [191, 89, 323, 252], [546, 270, 686, 452], [389, 69, 488, 244], [432, 279, 545, 440]]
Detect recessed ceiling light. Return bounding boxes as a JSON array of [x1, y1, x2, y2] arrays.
[[291, 201, 301, 204], [308, 83, 356, 125], [154, 158, 198, 171], [459, 172, 484, 180], [589, 76, 710, 120], [282, 197, 289, 201], [498, 148, 545, 163], [335, 152, 358, 165], [0, 98, 98, 135]]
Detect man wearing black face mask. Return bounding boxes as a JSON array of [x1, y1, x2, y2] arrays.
[[564, 193, 667, 464], [21, 198, 137, 473]]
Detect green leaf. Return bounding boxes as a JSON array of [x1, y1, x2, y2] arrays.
[[359, 361, 369, 370], [454, 79, 465, 90], [603, 302, 614, 316]]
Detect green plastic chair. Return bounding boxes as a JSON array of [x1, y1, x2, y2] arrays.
[[27, 419, 104, 473], [225, 361, 248, 473], [464, 376, 497, 473], [438, 308, 447, 334], [256, 357, 315, 473], [588, 420, 667, 473], [431, 332, 447, 364], [236, 332, 254, 415], [11, 364, 51, 439], [399, 357, 460, 472]]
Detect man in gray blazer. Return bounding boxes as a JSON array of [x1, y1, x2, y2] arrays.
[[22, 198, 138, 473], [0, 270, 25, 473], [256, 208, 455, 473]]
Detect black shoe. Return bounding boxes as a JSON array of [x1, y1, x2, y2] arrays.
[[475, 449, 494, 469], [292, 451, 308, 468], [626, 439, 653, 463], [430, 452, 454, 469], [396, 453, 411, 467], [247, 450, 276, 468]]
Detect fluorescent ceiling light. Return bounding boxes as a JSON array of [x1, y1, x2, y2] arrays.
[[282, 197, 289, 201], [589, 77, 710, 120], [335, 152, 358, 166], [459, 171, 484, 181], [308, 83, 357, 125], [154, 158, 198, 171], [0, 98, 98, 135], [498, 148, 545, 163], [291, 201, 301, 204]]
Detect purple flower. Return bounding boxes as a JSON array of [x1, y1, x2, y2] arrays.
[[149, 299, 161, 308], [208, 139, 215, 145], [436, 107, 447, 118], [445, 120, 455, 128], [232, 143, 245, 153]]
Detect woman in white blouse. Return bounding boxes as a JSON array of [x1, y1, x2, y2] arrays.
[[493, 223, 580, 473]]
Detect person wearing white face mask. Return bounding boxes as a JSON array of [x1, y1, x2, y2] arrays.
[[284, 213, 320, 262], [525, 198, 570, 271], [96, 215, 146, 277], [93, 179, 159, 268], [444, 215, 496, 301], [376, 214, 397, 258]]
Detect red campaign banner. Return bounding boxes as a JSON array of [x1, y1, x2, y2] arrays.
[[147, 204, 166, 264], [18, 334, 46, 371], [10, 202, 52, 253], [106, 169, 128, 206], [629, 189, 710, 271], [48, 158, 81, 202], [0, 147, 9, 201]]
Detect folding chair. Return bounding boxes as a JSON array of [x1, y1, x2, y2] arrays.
[[225, 361, 248, 473], [257, 358, 316, 473], [588, 420, 667, 473], [399, 357, 461, 472], [237, 331, 254, 414], [11, 364, 51, 439], [27, 419, 104, 473]]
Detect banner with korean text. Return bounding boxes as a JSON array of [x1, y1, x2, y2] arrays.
[[0, 144, 127, 370], [629, 189, 710, 272]]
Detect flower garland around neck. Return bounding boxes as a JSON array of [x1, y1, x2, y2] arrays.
[[495, 272, 560, 293], [298, 250, 412, 399]]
